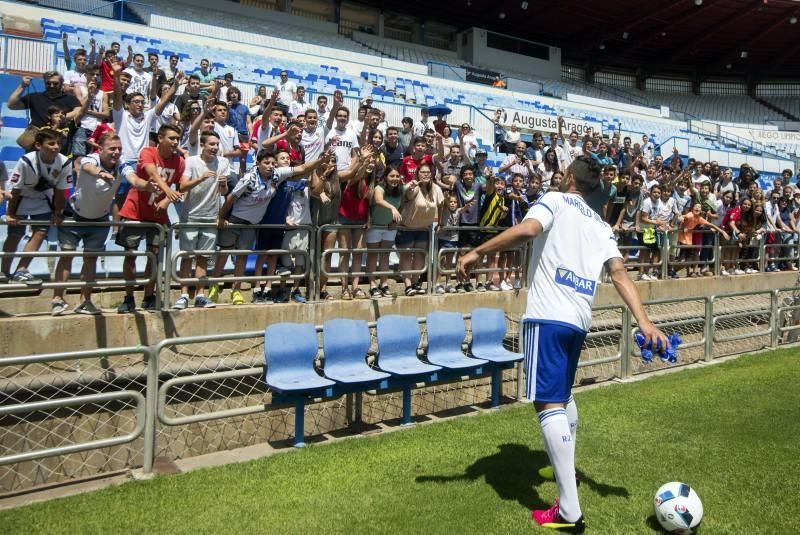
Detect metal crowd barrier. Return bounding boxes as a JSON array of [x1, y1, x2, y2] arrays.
[[317, 224, 429, 298], [613, 229, 784, 279], [0, 220, 165, 304], [163, 223, 314, 304], [765, 231, 800, 270], [432, 225, 529, 291], [1, 289, 797, 494], [666, 229, 718, 275]]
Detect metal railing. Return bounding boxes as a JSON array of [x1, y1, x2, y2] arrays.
[[1, 288, 797, 493], [432, 225, 528, 290], [614, 229, 796, 279], [1, 219, 797, 310], [163, 222, 314, 305], [0, 220, 165, 300], [316, 224, 429, 298]]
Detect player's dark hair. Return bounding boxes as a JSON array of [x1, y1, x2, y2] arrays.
[[569, 156, 602, 194]]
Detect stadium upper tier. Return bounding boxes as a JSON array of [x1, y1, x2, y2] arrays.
[[0, 0, 790, 170], [88, 0, 800, 127]]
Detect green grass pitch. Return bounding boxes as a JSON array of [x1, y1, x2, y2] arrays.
[[2, 348, 799, 534]]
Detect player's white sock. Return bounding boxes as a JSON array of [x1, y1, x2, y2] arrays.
[[538, 408, 581, 522], [565, 395, 578, 441]]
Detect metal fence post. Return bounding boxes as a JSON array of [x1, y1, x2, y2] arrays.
[[427, 226, 435, 294], [308, 227, 318, 301], [430, 226, 438, 294], [661, 234, 670, 279], [771, 290, 780, 349], [712, 232, 721, 276], [142, 344, 158, 474], [621, 308, 632, 379], [162, 226, 173, 309], [315, 226, 324, 301], [704, 296, 714, 362], [758, 236, 767, 272]]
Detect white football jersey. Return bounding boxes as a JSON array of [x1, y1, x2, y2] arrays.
[[523, 191, 622, 332]]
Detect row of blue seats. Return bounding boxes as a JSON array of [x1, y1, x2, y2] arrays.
[[264, 308, 522, 446]]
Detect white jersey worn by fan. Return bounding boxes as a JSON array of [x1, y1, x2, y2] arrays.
[[523, 191, 622, 332]]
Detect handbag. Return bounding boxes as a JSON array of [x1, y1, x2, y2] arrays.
[[16, 124, 39, 152]]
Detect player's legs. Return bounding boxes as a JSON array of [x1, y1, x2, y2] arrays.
[[524, 321, 585, 527]]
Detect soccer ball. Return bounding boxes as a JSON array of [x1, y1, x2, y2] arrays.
[[653, 482, 704, 533]]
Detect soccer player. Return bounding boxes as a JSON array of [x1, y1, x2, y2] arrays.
[[457, 156, 668, 532]]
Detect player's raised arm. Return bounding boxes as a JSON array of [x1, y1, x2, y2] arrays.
[[605, 256, 669, 349]]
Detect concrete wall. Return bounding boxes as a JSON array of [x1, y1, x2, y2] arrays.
[[0, 272, 794, 357]]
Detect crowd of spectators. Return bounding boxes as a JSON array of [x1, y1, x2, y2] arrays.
[[0, 35, 798, 315]]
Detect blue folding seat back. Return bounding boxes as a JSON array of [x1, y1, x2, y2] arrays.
[[376, 315, 440, 376], [264, 323, 334, 394], [322, 319, 389, 384], [425, 312, 486, 370], [469, 308, 523, 363]]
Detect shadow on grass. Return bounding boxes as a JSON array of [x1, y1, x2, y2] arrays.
[[645, 514, 663, 532], [415, 443, 630, 510]]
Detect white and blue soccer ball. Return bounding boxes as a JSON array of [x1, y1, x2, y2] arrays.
[[654, 481, 704, 534]]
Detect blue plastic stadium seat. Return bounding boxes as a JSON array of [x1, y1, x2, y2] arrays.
[[2, 117, 28, 129], [120, 33, 134, 41], [322, 319, 390, 386], [425, 312, 487, 370], [135, 36, 148, 44], [469, 308, 523, 363], [375, 315, 441, 376], [0, 146, 24, 162], [264, 323, 335, 394], [41, 17, 54, 24], [150, 39, 161, 45]]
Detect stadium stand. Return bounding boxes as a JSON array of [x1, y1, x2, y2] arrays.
[[0, 0, 798, 316]]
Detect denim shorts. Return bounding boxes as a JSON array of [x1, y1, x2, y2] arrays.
[[395, 229, 429, 248], [366, 227, 397, 244], [58, 216, 110, 251]]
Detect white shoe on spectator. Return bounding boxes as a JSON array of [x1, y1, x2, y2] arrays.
[[745, 268, 756, 274], [733, 269, 745, 275], [513, 278, 522, 289], [172, 296, 189, 310], [500, 280, 513, 291], [720, 269, 730, 276], [435, 284, 446, 294]]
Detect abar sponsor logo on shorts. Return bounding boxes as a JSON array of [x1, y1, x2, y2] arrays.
[[555, 267, 596, 296]]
